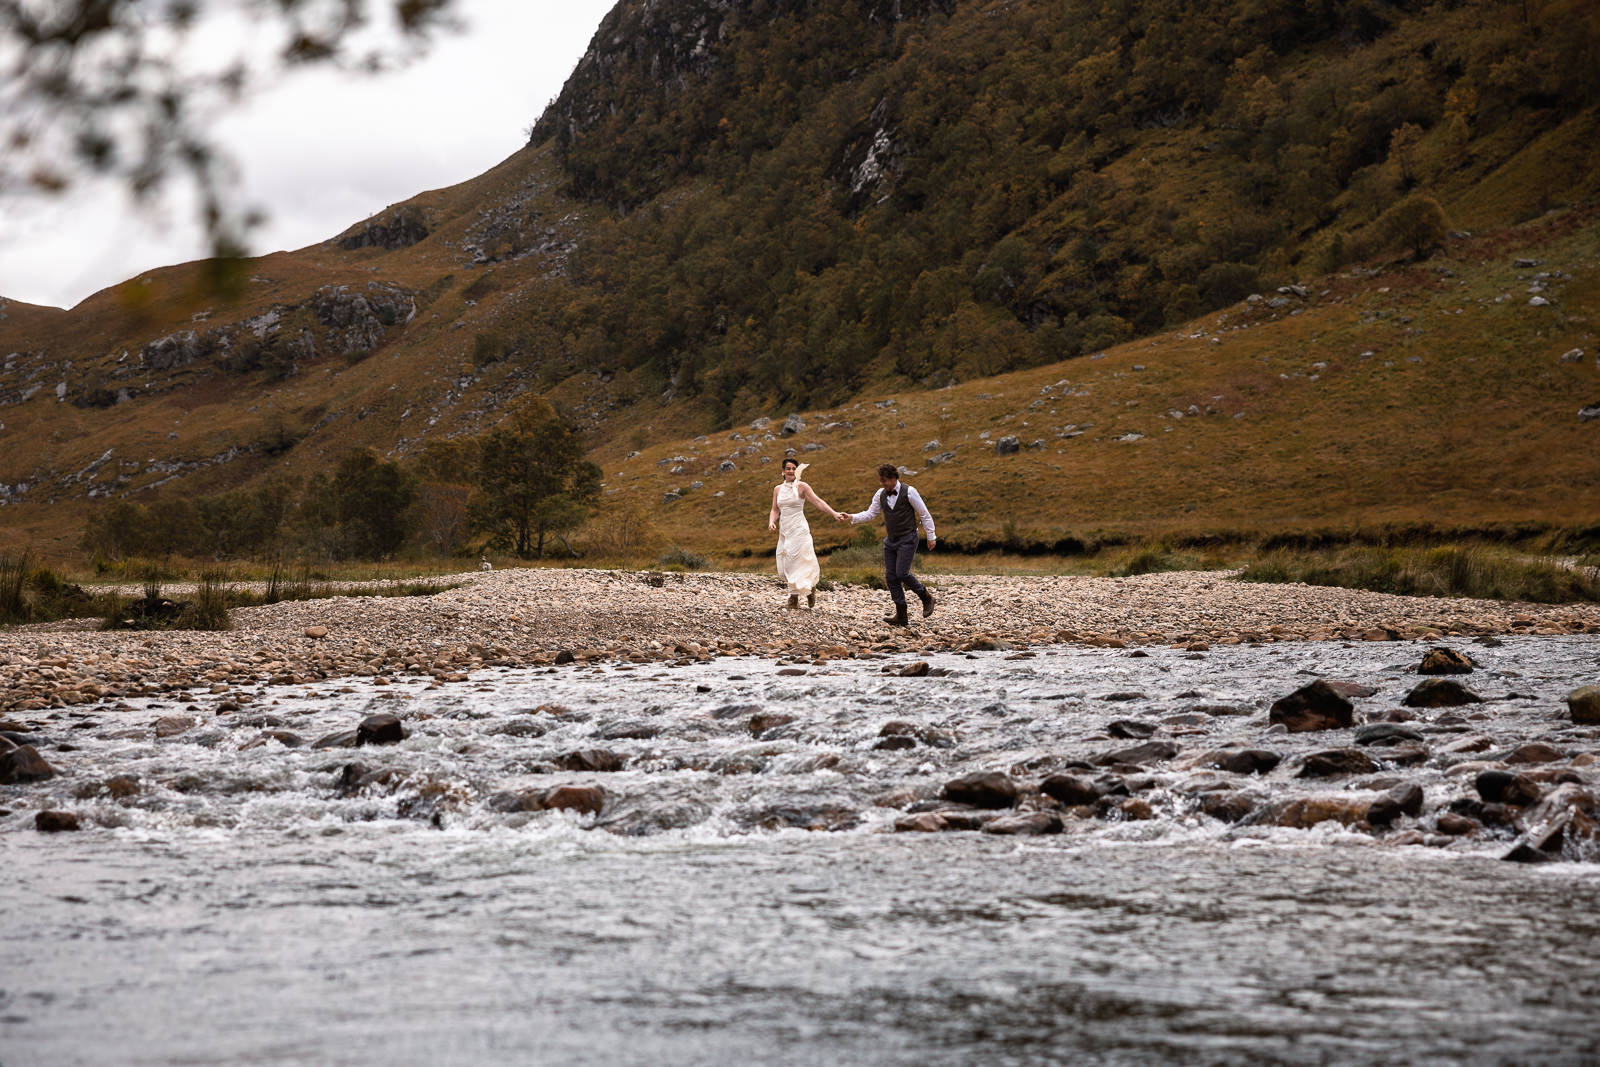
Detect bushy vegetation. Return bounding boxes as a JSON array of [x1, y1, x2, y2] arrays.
[[520, 0, 1600, 420], [77, 403, 601, 563], [1237, 545, 1600, 603]]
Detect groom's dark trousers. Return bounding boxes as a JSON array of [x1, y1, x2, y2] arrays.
[[883, 531, 927, 608]]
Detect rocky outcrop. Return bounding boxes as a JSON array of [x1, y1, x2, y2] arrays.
[[338, 208, 430, 251]]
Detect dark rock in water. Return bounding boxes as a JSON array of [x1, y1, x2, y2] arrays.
[[553, 650, 576, 665], [1381, 744, 1431, 766], [1200, 792, 1255, 823], [898, 661, 931, 677], [1269, 680, 1354, 732], [1107, 719, 1157, 739], [1435, 812, 1479, 835], [1476, 769, 1544, 806], [600, 722, 660, 740], [2, 729, 35, 746], [982, 812, 1062, 835], [748, 712, 797, 736], [35, 810, 80, 832], [1500, 742, 1563, 765], [1094, 774, 1132, 797], [542, 785, 606, 816], [1211, 749, 1282, 775], [491, 718, 549, 738], [1101, 692, 1146, 702], [243, 729, 305, 749], [335, 762, 397, 798], [1096, 740, 1179, 766], [487, 789, 542, 813], [1403, 679, 1482, 708], [1297, 748, 1381, 778], [1354, 722, 1426, 746], [1323, 681, 1379, 699], [710, 703, 763, 721], [356, 713, 405, 746], [1419, 647, 1475, 675], [755, 803, 861, 832], [311, 729, 360, 750], [941, 771, 1019, 809], [1502, 784, 1600, 862], [105, 774, 140, 799], [895, 812, 953, 832], [874, 735, 917, 751], [0, 743, 56, 783], [1568, 686, 1600, 725], [879, 721, 917, 737], [1367, 783, 1425, 825], [1190, 704, 1250, 717], [560, 748, 624, 773], [1040, 773, 1100, 806]]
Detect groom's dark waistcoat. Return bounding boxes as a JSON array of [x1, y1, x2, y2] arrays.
[[882, 484, 917, 540]]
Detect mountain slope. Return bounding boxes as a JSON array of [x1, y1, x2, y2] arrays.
[[0, 0, 1597, 558]]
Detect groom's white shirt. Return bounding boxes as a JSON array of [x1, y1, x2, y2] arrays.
[[849, 482, 936, 540]]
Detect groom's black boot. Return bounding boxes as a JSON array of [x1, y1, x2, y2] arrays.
[[884, 603, 909, 627], [918, 589, 935, 618]]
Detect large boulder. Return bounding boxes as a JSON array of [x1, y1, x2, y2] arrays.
[[941, 772, 1019, 809], [1475, 769, 1542, 807], [1269, 680, 1354, 732], [356, 713, 406, 746]]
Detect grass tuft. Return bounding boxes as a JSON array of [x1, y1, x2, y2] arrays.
[[1236, 545, 1600, 603]]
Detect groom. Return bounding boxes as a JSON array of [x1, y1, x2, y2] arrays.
[[839, 463, 936, 627]]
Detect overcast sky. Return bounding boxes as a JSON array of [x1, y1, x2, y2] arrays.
[[0, 0, 616, 310]]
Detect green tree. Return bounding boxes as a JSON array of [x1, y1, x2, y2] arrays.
[[1379, 194, 1451, 259], [331, 449, 415, 559], [473, 402, 602, 559]]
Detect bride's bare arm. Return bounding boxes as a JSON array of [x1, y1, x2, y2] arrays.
[[769, 485, 780, 531], [798, 482, 840, 520]]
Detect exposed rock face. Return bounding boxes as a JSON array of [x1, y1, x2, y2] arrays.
[[338, 209, 430, 251], [1269, 680, 1354, 732], [141, 330, 205, 371], [310, 284, 414, 357]]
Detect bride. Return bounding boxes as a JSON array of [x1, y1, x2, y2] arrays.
[[768, 458, 840, 609]]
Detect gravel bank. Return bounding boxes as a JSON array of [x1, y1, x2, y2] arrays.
[[2, 568, 1597, 713]]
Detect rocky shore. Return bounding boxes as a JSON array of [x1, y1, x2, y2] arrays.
[[3, 568, 1598, 714]]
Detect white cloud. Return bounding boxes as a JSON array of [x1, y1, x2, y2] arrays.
[[0, 0, 614, 309]]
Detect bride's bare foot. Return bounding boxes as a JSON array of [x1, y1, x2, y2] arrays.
[[787, 594, 799, 610]]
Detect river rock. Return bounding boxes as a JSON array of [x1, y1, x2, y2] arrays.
[[559, 748, 624, 772], [1106, 719, 1157, 739], [1323, 681, 1380, 699], [1040, 773, 1100, 806], [1214, 749, 1282, 775], [873, 735, 917, 751], [748, 712, 797, 736], [941, 771, 1019, 808], [1354, 723, 1426, 746], [542, 784, 606, 815], [1568, 686, 1600, 724], [304, 626, 329, 639], [898, 661, 931, 677], [1435, 812, 1479, 835], [1403, 679, 1482, 707], [1298, 748, 1381, 778], [35, 810, 80, 832], [1367, 783, 1425, 825], [981, 811, 1061, 835], [1200, 792, 1255, 822], [1475, 769, 1542, 806], [1269, 796, 1370, 829], [0, 743, 56, 783], [356, 713, 406, 746], [311, 729, 360, 750], [1419, 647, 1475, 675], [1502, 784, 1600, 863], [1269, 680, 1354, 732], [1501, 742, 1563, 765], [153, 715, 198, 738], [1097, 740, 1179, 766], [894, 812, 951, 832]]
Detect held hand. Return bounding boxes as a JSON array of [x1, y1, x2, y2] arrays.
[[769, 521, 777, 532], [837, 512, 851, 524], [927, 538, 936, 550]]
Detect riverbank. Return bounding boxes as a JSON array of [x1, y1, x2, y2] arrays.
[[2, 568, 1599, 713]]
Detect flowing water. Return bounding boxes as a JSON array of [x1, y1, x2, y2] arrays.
[[5, 637, 1600, 1065]]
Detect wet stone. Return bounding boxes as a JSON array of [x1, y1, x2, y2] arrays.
[[1403, 679, 1483, 708], [1419, 648, 1475, 675], [542, 785, 606, 815], [1211, 749, 1282, 775], [1367, 783, 1425, 825], [1200, 792, 1255, 823], [981, 812, 1062, 835], [0, 743, 56, 784], [941, 771, 1020, 809], [1476, 770, 1544, 806], [1097, 740, 1179, 766], [356, 713, 406, 746], [1435, 812, 1480, 836], [748, 712, 797, 737], [874, 735, 917, 751], [1567, 686, 1600, 725], [1355, 723, 1426, 746], [1106, 719, 1157, 739], [35, 810, 80, 833], [311, 729, 360, 750], [559, 749, 625, 773], [1298, 748, 1382, 778], [1040, 774, 1100, 806], [1501, 742, 1563, 765], [1269, 680, 1355, 732]]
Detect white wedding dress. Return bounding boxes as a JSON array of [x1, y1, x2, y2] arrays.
[[775, 476, 820, 597]]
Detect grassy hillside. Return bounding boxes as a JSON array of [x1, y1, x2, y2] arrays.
[[0, 0, 1597, 565]]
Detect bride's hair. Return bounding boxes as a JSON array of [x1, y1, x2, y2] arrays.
[[781, 457, 799, 471]]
